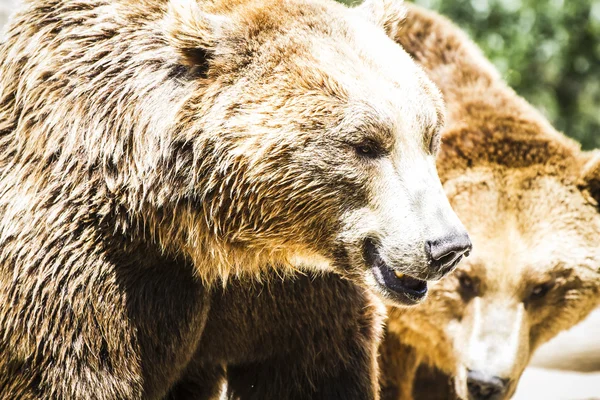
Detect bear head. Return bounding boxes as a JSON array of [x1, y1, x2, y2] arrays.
[[0, 0, 470, 305], [386, 4, 600, 399], [158, 0, 472, 303]]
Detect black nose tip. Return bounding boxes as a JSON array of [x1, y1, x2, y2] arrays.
[[426, 231, 472, 276], [467, 370, 508, 400]]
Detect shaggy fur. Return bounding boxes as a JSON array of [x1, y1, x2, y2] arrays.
[[158, 5, 600, 400], [170, 272, 385, 400], [379, 4, 600, 400], [0, 0, 466, 398]]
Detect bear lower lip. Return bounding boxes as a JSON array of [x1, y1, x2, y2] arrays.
[[394, 272, 428, 293], [371, 260, 428, 306], [363, 238, 428, 305]]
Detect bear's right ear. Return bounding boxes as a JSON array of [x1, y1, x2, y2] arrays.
[[580, 151, 600, 209], [164, 0, 230, 69], [355, 0, 406, 39]]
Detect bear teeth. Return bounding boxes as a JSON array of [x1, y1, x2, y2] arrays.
[[394, 271, 405, 279]]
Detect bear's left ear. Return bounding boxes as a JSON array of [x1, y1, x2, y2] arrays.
[[355, 0, 406, 38], [580, 151, 600, 208], [164, 0, 231, 69]]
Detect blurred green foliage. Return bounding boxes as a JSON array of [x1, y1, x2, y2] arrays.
[[339, 0, 600, 149]]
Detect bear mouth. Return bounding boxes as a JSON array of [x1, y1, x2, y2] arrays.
[[364, 239, 428, 306]]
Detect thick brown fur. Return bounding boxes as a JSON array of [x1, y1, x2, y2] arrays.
[[380, 4, 600, 400], [0, 0, 462, 398], [175, 272, 385, 400], [164, 5, 600, 400]]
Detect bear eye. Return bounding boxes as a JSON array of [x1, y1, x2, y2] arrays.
[[527, 282, 554, 302], [457, 272, 479, 299], [354, 140, 384, 159]]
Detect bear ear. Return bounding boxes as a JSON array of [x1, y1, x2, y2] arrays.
[[580, 151, 600, 208], [164, 0, 230, 69], [355, 0, 406, 38]]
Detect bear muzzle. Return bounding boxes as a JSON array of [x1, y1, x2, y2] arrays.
[[363, 229, 471, 305], [364, 238, 429, 305], [425, 230, 472, 278]]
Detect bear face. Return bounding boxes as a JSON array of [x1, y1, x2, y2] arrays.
[[383, 4, 600, 399], [0, 0, 469, 305], [163, 0, 472, 303], [398, 160, 600, 400]]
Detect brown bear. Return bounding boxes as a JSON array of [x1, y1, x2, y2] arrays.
[[162, 4, 600, 399], [378, 4, 600, 400], [0, 0, 471, 398]]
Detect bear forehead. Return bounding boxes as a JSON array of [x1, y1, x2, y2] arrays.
[[191, 0, 444, 140], [436, 93, 583, 179], [233, 0, 443, 127], [300, 51, 441, 141], [447, 172, 600, 284], [440, 128, 576, 176], [341, 16, 445, 132], [213, 0, 353, 47], [446, 170, 595, 234]]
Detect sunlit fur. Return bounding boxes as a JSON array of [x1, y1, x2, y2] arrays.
[[0, 0, 456, 289], [0, 0, 462, 398], [380, 4, 600, 400]]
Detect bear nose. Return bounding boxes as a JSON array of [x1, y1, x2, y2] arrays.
[[466, 370, 508, 400], [425, 231, 472, 277]]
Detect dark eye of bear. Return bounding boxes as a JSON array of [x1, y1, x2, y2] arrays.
[[527, 282, 554, 302], [457, 272, 479, 299], [355, 140, 384, 159]]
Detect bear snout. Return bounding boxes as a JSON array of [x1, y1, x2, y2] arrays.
[[466, 370, 509, 400], [425, 230, 472, 280]]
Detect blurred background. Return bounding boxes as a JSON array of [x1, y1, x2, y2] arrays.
[[339, 0, 600, 150], [1, 0, 599, 398]]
